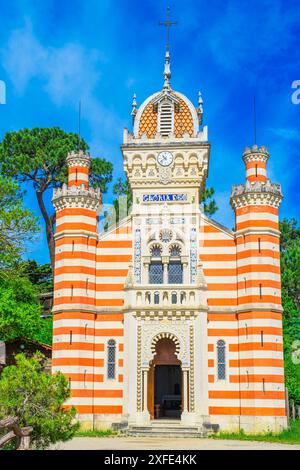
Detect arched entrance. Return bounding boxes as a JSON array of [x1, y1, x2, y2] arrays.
[[148, 337, 182, 420]]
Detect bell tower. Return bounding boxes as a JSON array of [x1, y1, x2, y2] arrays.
[[121, 40, 211, 426]]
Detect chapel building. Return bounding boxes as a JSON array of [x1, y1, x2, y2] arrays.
[[52, 49, 287, 434]]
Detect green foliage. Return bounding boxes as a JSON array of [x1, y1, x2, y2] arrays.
[[213, 420, 300, 444], [279, 218, 300, 404], [0, 275, 42, 342], [0, 176, 39, 270], [201, 187, 218, 216], [0, 353, 79, 449], [19, 260, 53, 293], [0, 127, 113, 265]]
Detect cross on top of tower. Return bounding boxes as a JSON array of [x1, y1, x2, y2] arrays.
[[159, 4, 177, 53], [159, 4, 178, 90]]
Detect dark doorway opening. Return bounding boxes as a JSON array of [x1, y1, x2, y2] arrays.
[[154, 365, 182, 419]]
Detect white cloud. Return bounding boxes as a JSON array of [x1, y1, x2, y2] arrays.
[[1, 20, 123, 142], [269, 127, 300, 141]]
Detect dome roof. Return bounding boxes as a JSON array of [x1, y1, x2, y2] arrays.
[[133, 89, 200, 139], [131, 50, 203, 140]]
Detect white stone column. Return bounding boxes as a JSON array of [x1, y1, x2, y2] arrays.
[[162, 259, 168, 284], [143, 369, 148, 412], [182, 369, 188, 413]]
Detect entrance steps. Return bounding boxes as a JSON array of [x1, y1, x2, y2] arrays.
[[123, 420, 219, 438]]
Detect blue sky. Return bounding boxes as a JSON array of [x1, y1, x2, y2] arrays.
[[0, 0, 299, 264]]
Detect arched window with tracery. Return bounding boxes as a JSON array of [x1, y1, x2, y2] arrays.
[[107, 339, 116, 379], [217, 340, 226, 380], [149, 245, 163, 284], [168, 244, 183, 284]]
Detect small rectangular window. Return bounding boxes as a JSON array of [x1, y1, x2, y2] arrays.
[[259, 284, 262, 298], [262, 378, 265, 393], [255, 164, 258, 177], [261, 330, 264, 347], [69, 330, 73, 345], [258, 237, 261, 253]]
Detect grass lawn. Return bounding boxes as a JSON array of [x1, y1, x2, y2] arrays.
[[213, 420, 300, 445], [75, 429, 117, 438]]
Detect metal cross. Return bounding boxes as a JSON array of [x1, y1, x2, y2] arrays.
[[159, 5, 178, 52]]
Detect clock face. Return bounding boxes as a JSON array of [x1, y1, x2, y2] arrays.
[[157, 151, 173, 167]]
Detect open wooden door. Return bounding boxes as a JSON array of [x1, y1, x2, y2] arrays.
[[147, 363, 154, 419]]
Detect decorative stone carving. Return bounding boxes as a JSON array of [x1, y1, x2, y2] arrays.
[[140, 319, 190, 368]]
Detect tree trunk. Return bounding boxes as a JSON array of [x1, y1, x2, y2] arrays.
[[36, 190, 55, 270]]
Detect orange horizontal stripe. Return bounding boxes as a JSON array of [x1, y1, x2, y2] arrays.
[[229, 342, 283, 352], [202, 225, 231, 234], [247, 175, 267, 182], [230, 374, 284, 383], [53, 327, 123, 336], [237, 249, 279, 259], [207, 283, 237, 291], [70, 405, 122, 414], [97, 269, 128, 277], [237, 264, 280, 274], [238, 311, 282, 320], [201, 254, 236, 261], [55, 236, 97, 247], [98, 240, 132, 248], [56, 208, 95, 219], [69, 179, 89, 186], [237, 280, 281, 289], [71, 389, 123, 398], [236, 234, 279, 244], [203, 240, 235, 247], [208, 326, 282, 337], [208, 298, 237, 306], [64, 373, 104, 382], [208, 313, 237, 321], [52, 358, 104, 367], [245, 162, 266, 170], [53, 312, 123, 322], [54, 296, 95, 306], [97, 255, 132, 262], [209, 407, 286, 416], [236, 220, 278, 231], [56, 251, 96, 261], [56, 223, 96, 232], [69, 166, 89, 174], [53, 342, 104, 351], [236, 205, 278, 216], [238, 295, 281, 305], [209, 391, 285, 400], [204, 269, 236, 276], [55, 266, 95, 276], [96, 299, 124, 307], [229, 358, 284, 368], [54, 282, 126, 292], [114, 226, 132, 234]]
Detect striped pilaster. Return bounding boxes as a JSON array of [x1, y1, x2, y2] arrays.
[[52, 157, 102, 415], [243, 145, 268, 183], [66, 151, 91, 188], [228, 145, 286, 421]]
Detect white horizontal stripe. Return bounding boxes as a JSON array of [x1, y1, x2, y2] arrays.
[[56, 243, 97, 253], [246, 167, 266, 176], [202, 261, 236, 269], [67, 397, 123, 406], [53, 319, 123, 329], [237, 257, 279, 267], [209, 399, 284, 407], [237, 212, 277, 223], [55, 259, 96, 269], [56, 215, 96, 226], [70, 381, 123, 390]]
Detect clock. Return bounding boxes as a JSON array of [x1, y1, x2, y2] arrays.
[[157, 151, 173, 167]]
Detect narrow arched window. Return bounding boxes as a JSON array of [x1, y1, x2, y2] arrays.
[[154, 292, 160, 304], [168, 244, 183, 284], [149, 245, 163, 284], [107, 339, 116, 379], [171, 292, 177, 304], [217, 340, 226, 380]]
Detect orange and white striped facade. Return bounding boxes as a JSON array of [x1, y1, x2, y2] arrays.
[[52, 78, 287, 433]]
